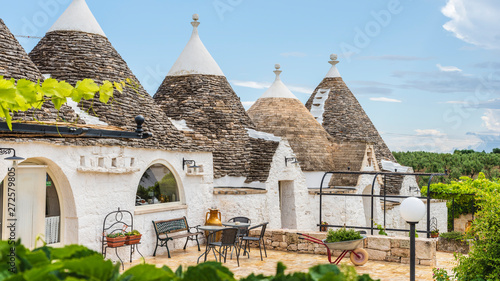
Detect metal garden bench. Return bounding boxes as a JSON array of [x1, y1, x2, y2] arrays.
[[152, 216, 202, 258]]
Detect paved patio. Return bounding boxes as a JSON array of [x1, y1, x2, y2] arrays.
[[125, 246, 456, 280]]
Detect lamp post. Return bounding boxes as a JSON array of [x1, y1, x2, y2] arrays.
[[400, 197, 426, 281]]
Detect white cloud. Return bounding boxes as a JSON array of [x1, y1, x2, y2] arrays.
[[444, 100, 468, 104], [481, 109, 500, 132], [230, 80, 313, 95], [280, 52, 307, 57], [231, 80, 270, 89], [415, 129, 446, 136], [241, 101, 255, 109], [442, 0, 500, 49], [359, 55, 433, 61], [436, 64, 462, 72], [287, 86, 314, 94], [369, 97, 402, 103], [384, 132, 483, 153]]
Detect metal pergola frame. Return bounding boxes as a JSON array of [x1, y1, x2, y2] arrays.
[[318, 170, 447, 238]]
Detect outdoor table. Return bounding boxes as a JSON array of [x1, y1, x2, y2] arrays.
[[197, 225, 226, 263], [222, 222, 251, 228]]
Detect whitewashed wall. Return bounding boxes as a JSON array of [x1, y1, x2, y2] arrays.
[[0, 141, 213, 261], [213, 140, 308, 230]]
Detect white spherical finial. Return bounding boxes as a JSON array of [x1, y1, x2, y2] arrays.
[[192, 14, 199, 21], [330, 54, 338, 61], [275, 64, 281, 70]]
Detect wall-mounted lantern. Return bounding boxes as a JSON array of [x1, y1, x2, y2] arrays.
[[285, 156, 299, 166]]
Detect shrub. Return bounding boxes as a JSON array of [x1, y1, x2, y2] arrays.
[[453, 190, 500, 280], [325, 228, 363, 243], [439, 231, 464, 240]]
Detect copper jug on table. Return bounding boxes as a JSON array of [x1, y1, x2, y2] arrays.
[[205, 208, 222, 241]]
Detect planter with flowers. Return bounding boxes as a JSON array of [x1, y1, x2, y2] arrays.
[[125, 230, 142, 245], [106, 233, 126, 247]]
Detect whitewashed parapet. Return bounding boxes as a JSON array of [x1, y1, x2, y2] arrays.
[[77, 154, 139, 174]]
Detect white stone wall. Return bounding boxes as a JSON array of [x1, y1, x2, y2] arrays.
[[384, 200, 448, 236], [214, 140, 308, 230], [0, 141, 213, 261], [307, 173, 382, 231]]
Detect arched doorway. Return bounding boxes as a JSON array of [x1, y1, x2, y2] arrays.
[[1, 159, 71, 248]]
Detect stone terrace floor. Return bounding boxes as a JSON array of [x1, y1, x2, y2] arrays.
[[126, 246, 456, 280]]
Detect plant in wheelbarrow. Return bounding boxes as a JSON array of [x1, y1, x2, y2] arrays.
[[324, 228, 369, 266]]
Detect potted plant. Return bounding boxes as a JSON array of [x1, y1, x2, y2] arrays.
[[430, 229, 439, 238], [106, 232, 125, 247], [325, 228, 363, 243], [320, 221, 328, 232], [125, 229, 142, 245]]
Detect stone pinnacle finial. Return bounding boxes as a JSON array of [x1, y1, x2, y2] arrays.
[[191, 14, 200, 28], [329, 53, 339, 66], [274, 64, 282, 78]]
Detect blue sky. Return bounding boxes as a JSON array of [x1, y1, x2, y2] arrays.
[[2, 0, 500, 153]]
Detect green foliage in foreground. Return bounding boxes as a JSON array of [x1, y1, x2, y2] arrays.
[[0, 240, 378, 281], [452, 189, 500, 280], [325, 228, 363, 243]]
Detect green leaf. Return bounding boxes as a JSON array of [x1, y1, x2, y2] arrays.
[[118, 264, 176, 281], [15, 79, 38, 104], [50, 244, 98, 260], [309, 264, 341, 280], [55, 81, 74, 98], [60, 254, 120, 281], [183, 262, 235, 281], [0, 79, 16, 104], [0, 103, 12, 130], [114, 82, 123, 94], [40, 78, 59, 98], [99, 81, 114, 104], [51, 97, 66, 111]]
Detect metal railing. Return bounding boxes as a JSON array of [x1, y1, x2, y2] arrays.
[[317, 171, 447, 238]]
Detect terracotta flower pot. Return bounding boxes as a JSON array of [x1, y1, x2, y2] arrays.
[[106, 236, 126, 247], [430, 233, 439, 238], [125, 234, 142, 245]]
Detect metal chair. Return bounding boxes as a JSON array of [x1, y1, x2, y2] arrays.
[[228, 217, 251, 224], [241, 222, 268, 261], [207, 228, 241, 266]]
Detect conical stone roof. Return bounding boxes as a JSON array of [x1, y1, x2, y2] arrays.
[[305, 54, 396, 164], [0, 19, 42, 81], [28, 0, 196, 151], [0, 18, 80, 124], [247, 65, 337, 172], [154, 15, 265, 180]]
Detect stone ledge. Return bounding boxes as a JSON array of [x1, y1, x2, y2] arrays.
[[134, 203, 188, 215], [213, 188, 267, 195]]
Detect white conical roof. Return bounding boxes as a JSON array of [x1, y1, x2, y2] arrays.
[[258, 64, 298, 99], [167, 14, 224, 77], [325, 54, 341, 78], [48, 0, 106, 37]]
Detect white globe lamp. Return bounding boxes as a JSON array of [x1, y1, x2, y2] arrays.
[[400, 197, 426, 223], [400, 196, 426, 281]]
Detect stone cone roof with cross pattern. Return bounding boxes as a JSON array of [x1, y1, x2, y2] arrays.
[[305, 54, 396, 165], [154, 15, 278, 181], [247, 65, 338, 172]]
